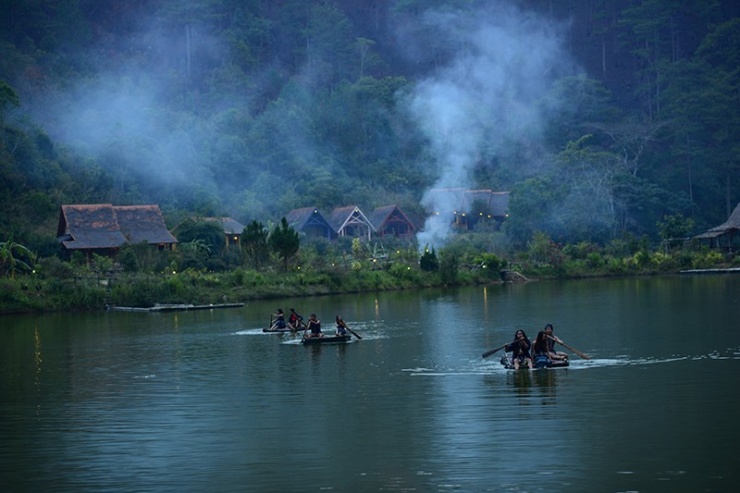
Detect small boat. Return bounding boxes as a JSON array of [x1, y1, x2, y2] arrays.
[[301, 334, 351, 345], [500, 355, 569, 370]]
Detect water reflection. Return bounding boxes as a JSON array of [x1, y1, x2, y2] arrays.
[[2, 276, 740, 492]]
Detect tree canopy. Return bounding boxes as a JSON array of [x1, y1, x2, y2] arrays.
[[1, 0, 739, 252]]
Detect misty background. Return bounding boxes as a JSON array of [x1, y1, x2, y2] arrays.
[[1, 0, 738, 252]]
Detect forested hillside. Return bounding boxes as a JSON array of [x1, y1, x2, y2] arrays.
[[1, 0, 738, 254]]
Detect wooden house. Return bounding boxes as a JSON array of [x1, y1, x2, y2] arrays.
[[285, 207, 336, 240], [328, 206, 376, 241], [57, 204, 177, 258], [425, 188, 510, 230], [694, 203, 740, 253], [192, 217, 246, 249], [368, 205, 417, 239]]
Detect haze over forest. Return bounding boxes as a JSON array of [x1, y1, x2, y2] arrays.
[[1, 0, 739, 252]]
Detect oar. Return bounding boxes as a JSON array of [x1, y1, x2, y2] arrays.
[[481, 344, 507, 358], [341, 320, 362, 340], [549, 336, 590, 360]]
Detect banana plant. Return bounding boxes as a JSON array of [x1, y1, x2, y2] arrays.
[[0, 237, 37, 278]]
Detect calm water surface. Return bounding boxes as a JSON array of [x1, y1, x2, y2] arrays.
[[1, 275, 739, 492]]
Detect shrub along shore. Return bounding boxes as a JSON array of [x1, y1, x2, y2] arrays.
[[1, 242, 736, 315]]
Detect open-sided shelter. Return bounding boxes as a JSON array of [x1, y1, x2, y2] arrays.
[[694, 203, 740, 252]]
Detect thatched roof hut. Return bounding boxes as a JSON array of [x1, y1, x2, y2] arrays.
[[694, 203, 740, 252], [57, 204, 177, 256]]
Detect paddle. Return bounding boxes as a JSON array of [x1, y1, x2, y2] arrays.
[[340, 320, 362, 340], [481, 344, 507, 358], [548, 335, 590, 360]]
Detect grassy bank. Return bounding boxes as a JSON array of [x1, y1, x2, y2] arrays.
[[0, 267, 496, 315], [2, 239, 737, 315]]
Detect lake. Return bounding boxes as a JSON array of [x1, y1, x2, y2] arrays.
[[1, 274, 739, 492]]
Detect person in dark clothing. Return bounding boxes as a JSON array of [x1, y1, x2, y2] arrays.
[[505, 329, 533, 369], [306, 313, 322, 337], [544, 323, 568, 361], [532, 330, 553, 367], [288, 308, 303, 330], [270, 308, 286, 330], [335, 315, 348, 336]]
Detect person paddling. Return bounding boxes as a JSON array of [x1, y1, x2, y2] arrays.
[[544, 323, 568, 361], [505, 330, 533, 370], [306, 313, 322, 338], [335, 315, 348, 336], [270, 308, 286, 330], [288, 308, 303, 330]]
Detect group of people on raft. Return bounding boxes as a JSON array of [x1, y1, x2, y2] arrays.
[[505, 324, 567, 369], [269, 308, 349, 338]]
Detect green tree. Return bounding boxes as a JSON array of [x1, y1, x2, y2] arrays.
[[175, 220, 225, 257], [661, 18, 740, 218], [269, 217, 299, 271], [419, 246, 438, 272], [438, 248, 459, 284], [657, 213, 695, 242], [0, 80, 20, 125], [242, 220, 269, 270], [0, 237, 36, 277]]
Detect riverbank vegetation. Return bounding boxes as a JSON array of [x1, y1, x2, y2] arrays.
[[1, 228, 736, 315], [1, 2, 739, 313]]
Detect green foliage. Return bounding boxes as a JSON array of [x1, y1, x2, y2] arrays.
[[118, 245, 139, 273], [438, 249, 459, 285], [0, 237, 36, 277], [176, 221, 225, 257], [0, 80, 20, 123], [269, 217, 300, 272], [657, 213, 695, 240], [0, 0, 739, 294], [388, 262, 420, 284], [472, 252, 507, 279], [242, 220, 269, 271], [419, 247, 438, 272]]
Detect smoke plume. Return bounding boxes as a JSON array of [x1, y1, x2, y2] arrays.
[[402, 3, 575, 249]]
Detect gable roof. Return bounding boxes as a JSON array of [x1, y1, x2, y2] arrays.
[[285, 207, 336, 239], [425, 188, 510, 218], [328, 206, 376, 239], [57, 204, 177, 250], [368, 205, 417, 237], [57, 204, 129, 250], [425, 188, 467, 213], [115, 205, 179, 245], [194, 217, 246, 235], [489, 191, 510, 218], [695, 203, 740, 239]]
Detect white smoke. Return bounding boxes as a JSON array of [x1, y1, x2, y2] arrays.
[[404, 4, 575, 249]]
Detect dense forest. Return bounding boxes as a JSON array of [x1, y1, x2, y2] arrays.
[[1, 0, 739, 257]]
